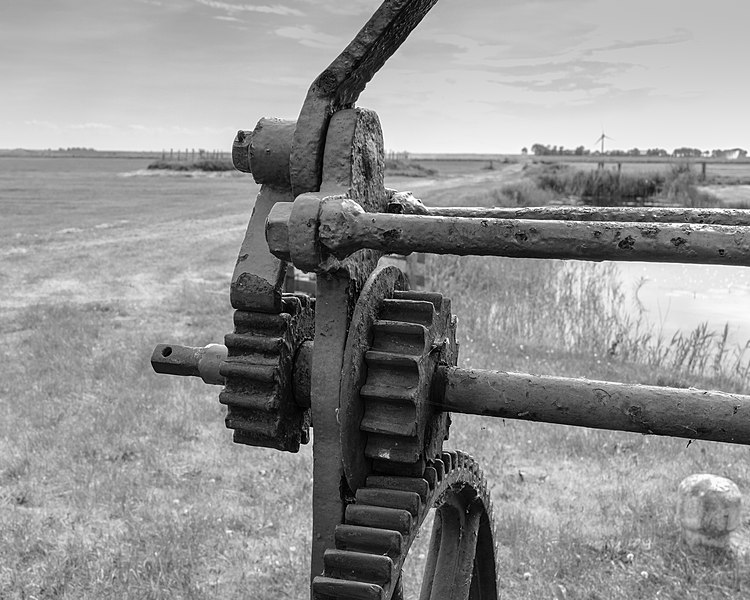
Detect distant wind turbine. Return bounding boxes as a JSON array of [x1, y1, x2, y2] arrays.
[[594, 130, 614, 153]]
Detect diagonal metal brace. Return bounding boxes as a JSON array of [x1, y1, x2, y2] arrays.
[[291, 0, 439, 196]]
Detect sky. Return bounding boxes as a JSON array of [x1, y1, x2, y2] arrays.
[[1, 0, 748, 154]]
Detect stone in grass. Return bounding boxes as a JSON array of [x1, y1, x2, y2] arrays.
[[676, 474, 741, 551]]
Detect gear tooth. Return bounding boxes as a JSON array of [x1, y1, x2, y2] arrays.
[[219, 361, 277, 383], [355, 488, 422, 517], [423, 466, 438, 490], [392, 290, 444, 313], [361, 401, 417, 436], [441, 451, 455, 472], [219, 389, 277, 412], [432, 458, 445, 481], [323, 549, 393, 586], [334, 525, 403, 561], [365, 475, 429, 503], [232, 310, 290, 335], [360, 383, 415, 403], [365, 434, 421, 463], [370, 321, 428, 354], [346, 505, 413, 536], [380, 298, 435, 326], [312, 576, 385, 600], [223, 332, 284, 354]]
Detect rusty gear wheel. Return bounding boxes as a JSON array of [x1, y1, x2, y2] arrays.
[[219, 293, 314, 452], [314, 264, 497, 599], [312, 451, 498, 600]]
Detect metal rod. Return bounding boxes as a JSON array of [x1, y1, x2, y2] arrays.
[[318, 199, 750, 266], [433, 366, 750, 445], [416, 206, 750, 226]]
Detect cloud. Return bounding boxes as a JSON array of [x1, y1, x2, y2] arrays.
[[23, 119, 61, 130], [585, 29, 692, 55], [492, 59, 635, 93], [274, 24, 343, 49], [22, 120, 116, 131], [195, 0, 303, 17], [293, 0, 379, 17], [69, 122, 115, 130]]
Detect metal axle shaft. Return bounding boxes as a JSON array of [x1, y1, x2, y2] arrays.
[[434, 366, 750, 445]]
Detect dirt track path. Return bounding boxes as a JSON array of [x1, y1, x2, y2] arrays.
[[1, 167, 516, 331]]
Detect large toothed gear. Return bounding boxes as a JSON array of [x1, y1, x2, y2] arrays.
[[219, 293, 314, 452], [339, 265, 459, 492], [312, 451, 497, 600], [319, 265, 496, 599]]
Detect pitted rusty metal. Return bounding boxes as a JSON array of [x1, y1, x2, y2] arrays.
[[403, 203, 750, 225], [220, 293, 314, 452], [269, 197, 750, 266], [290, 0, 439, 196], [434, 367, 750, 445]]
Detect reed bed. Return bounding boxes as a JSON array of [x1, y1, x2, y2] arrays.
[[426, 255, 750, 392]]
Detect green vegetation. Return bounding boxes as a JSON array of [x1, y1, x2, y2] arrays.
[[147, 159, 235, 172]]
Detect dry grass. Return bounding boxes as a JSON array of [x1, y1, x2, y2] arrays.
[[425, 254, 750, 599], [2, 157, 750, 599]]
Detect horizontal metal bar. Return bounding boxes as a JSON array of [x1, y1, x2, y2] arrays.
[[434, 366, 750, 445], [319, 199, 750, 266], [417, 206, 750, 226]]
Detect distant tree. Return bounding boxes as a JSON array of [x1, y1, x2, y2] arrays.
[[645, 148, 668, 157], [627, 148, 641, 156], [673, 147, 703, 158], [531, 143, 551, 156], [521, 147, 528, 155], [574, 145, 585, 156]]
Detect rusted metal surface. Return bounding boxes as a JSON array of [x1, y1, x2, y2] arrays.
[[231, 129, 252, 173], [230, 118, 298, 313], [314, 451, 497, 600], [269, 197, 750, 268], [221, 294, 314, 451], [435, 367, 750, 445], [339, 264, 408, 493], [302, 107, 393, 583], [291, 0, 439, 196], [389, 200, 750, 226]]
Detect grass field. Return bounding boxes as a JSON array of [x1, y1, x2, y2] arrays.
[[2, 157, 750, 599]]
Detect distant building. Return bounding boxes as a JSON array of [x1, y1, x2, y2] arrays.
[[712, 148, 747, 160]]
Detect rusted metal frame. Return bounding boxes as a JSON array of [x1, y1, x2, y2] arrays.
[[230, 119, 296, 313], [291, 0, 439, 196], [407, 205, 750, 226], [303, 108, 390, 587], [433, 366, 750, 445], [307, 200, 750, 266]]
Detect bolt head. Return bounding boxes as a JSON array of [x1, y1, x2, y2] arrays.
[[266, 202, 293, 262]]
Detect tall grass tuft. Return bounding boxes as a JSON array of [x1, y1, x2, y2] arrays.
[[516, 162, 724, 208], [663, 163, 721, 207]]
